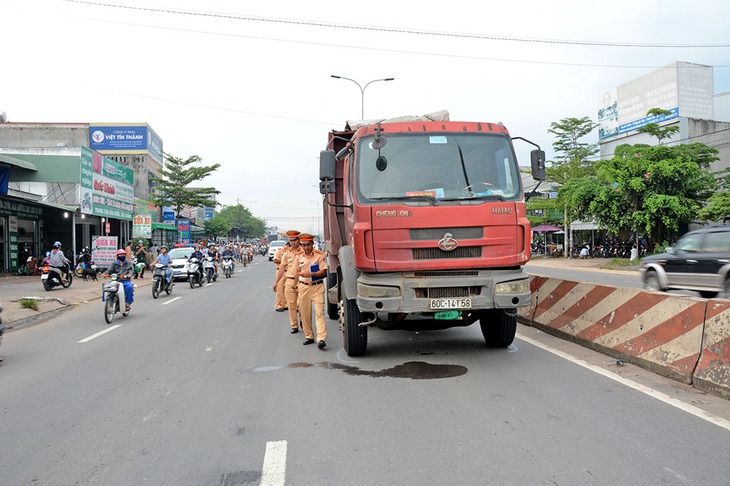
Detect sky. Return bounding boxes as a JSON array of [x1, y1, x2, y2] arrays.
[[1, 0, 729, 236]]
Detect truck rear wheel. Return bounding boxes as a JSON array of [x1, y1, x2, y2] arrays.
[[479, 309, 516, 348], [343, 296, 367, 356]]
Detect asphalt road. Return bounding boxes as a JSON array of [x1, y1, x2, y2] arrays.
[[1, 258, 729, 485]]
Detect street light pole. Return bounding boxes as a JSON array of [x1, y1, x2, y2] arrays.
[[331, 75, 395, 119]]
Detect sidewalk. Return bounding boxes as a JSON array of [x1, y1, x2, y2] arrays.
[[0, 273, 152, 330]]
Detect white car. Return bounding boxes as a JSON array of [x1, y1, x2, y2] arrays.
[[168, 247, 193, 281], [268, 240, 286, 261]]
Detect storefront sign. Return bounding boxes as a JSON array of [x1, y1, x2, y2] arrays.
[[0, 198, 43, 218], [80, 147, 134, 220], [177, 219, 190, 244], [89, 125, 164, 165], [133, 213, 152, 239], [91, 235, 119, 268]]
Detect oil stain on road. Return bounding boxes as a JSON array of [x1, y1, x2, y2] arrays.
[[253, 361, 467, 379]]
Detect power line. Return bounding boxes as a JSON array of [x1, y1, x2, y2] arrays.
[[63, 0, 730, 49]]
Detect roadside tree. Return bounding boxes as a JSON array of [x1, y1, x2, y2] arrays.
[[149, 153, 221, 219]]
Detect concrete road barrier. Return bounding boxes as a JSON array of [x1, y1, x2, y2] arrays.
[[693, 299, 730, 400], [524, 276, 707, 384]]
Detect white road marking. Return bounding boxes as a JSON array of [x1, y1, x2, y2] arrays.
[[260, 440, 287, 486], [162, 296, 181, 305], [78, 325, 122, 343], [517, 332, 730, 431]]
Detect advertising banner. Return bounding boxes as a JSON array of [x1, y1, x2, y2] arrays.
[[204, 207, 214, 220], [177, 219, 190, 244], [91, 235, 119, 268], [89, 125, 164, 165], [133, 213, 152, 239], [80, 147, 134, 220], [163, 207, 175, 225]]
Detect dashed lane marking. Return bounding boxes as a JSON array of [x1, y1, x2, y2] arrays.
[[78, 324, 122, 343]]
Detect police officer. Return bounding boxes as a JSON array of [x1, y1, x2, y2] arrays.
[[273, 240, 290, 312], [296, 233, 328, 349], [272, 230, 303, 333]]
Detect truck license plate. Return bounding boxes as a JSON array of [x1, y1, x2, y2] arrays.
[[429, 298, 471, 310]]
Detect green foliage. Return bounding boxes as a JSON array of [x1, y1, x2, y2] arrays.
[[546, 116, 599, 185], [561, 142, 717, 246], [698, 167, 730, 221], [218, 204, 267, 238], [636, 108, 680, 144], [526, 196, 563, 225], [149, 153, 221, 219], [204, 215, 231, 238], [20, 298, 39, 311]]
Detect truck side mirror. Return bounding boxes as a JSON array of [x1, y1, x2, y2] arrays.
[[530, 149, 546, 181], [320, 150, 336, 181], [319, 150, 337, 194]]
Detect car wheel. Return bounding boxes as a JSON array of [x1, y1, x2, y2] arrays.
[[699, 291, 718, 298], [643, 271, 663, 292], [479, 309, 517, 348]]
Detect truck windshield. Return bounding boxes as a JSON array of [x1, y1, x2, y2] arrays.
[[356, 133, 521, 204]]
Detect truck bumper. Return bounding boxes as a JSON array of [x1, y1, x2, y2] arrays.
[[355, 269, 531, 314]]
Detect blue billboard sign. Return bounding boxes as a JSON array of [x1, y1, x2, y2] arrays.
[[89, 124, 164, 164]]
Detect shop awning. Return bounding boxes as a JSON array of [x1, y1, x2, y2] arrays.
[[152, 222, 178, 231], [0, 154, 38, 171]]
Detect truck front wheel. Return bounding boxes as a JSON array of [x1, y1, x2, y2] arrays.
[[479, 309, 517, 348], [343, 297, 367, 356], [326, 271, 338, 320]]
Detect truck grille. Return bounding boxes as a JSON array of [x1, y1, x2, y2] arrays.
[[412, 247, 481, 260], [415, 287, 482, 298], [410, 227, 483, 240], [413, 270, 479, 277]]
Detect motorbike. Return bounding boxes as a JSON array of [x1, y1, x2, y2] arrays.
[[74, 250, 98, 278], [41, 264, 72, 291], [221, 255, 234, 278], [187, 257, 204, 288], [203, 256, 217, 283], [102, 274, 129, 323], [151, 263, 173, 299]]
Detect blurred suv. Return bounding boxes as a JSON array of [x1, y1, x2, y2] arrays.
[[168, 247, 193, 281], [641, 226, 730, 298]]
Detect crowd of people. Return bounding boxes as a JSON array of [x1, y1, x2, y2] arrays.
[[271, 230, 329, 350]]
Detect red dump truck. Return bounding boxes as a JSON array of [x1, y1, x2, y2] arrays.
[[319, 111, 545, 356]]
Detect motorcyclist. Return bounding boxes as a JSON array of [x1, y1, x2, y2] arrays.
[[206, 243, 220, 276], [189, 244, 205, 281], [106, 248, 134, 314], [49, 241, 71, 281], [133, 240, 148, 279], [151, 244, 173, 287], [222, 244, 236, 271]]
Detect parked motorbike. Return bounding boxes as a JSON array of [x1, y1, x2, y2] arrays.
[[187, 257, 204, 289], [102, 274, 128, 323], [74, 249, 98, 278], [221, 255, 234, 278], [151, 263, 173, 299], [41, 264, 72, 291], [203, 256, 217, 283]]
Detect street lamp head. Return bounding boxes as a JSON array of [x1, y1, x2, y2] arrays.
[[384, 78, 395, 81]]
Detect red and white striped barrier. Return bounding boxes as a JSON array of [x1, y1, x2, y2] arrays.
[[524, 277, 707, 384], [693, 300, 730, 400]]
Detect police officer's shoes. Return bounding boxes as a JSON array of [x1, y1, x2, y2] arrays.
[[302, 338, 315, 345], [290, 328, 299, 334], [318, 340, 326, 350]]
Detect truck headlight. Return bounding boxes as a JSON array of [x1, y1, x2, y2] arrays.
[[495, 280, 529, 294], [357, 283, 401, 298]]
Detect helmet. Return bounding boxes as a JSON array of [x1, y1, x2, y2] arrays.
[[116, 249, 126, 256], [208, 243, 215, 247], [159, 244, 168, 251], [53, 241, 62, 248], [138, 240, 143, 244]]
